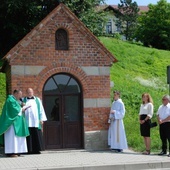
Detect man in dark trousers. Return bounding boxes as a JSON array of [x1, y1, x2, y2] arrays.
[[23, 88, 47, 154], [157, 95, 170, 157]]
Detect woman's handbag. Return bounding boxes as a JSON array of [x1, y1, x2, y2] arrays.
[[150, 122, 157, 128]]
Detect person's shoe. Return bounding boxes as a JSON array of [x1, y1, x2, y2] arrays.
[[110, 149, 116, 152], [116, 149, 123, 153], [168, 154, 170, 157], [142, 150, 150, 155], [32, 151, 41, 154], [158, 151, 167, 156], [9, 154, 18, 158], [28, 151, 41, 154]]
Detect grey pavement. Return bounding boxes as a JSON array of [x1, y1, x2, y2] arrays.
[[0, 148, 170, 170]]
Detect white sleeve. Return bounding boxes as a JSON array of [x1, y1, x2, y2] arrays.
[[114, 102, 125, 119], [39, 98, 47, 121], [147, 103, 153, 118], [18, 108, 22, 116]]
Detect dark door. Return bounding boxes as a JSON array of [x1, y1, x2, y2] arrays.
[[63, 95, 81, 148], [43, 74, 83, 149]]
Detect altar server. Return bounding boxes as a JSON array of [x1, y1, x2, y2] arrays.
[[108, 90, 128, 152]]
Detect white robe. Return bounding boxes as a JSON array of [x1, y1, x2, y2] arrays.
[[108, 99, 128, 149], [24, 97, 47, 127], [5, 125, 27, 154]]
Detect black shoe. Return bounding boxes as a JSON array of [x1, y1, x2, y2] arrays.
[[158, 151, 167, 155], [116, 149, 123, 153], [168, 154, 170, 157], [111, 149, 116, 150], [33, 151, 41, 154], [28, 151, 40, 154]]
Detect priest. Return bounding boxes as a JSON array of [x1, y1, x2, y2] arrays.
[[0, 90, 29, 157], [23, 88, 47, 154]]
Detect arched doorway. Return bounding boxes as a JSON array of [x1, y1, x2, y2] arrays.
[[43, 73, 83, 149]]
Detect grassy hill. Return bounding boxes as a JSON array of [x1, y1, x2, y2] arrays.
[[99, 37, 170, 152], [0, 37, 170, 152]]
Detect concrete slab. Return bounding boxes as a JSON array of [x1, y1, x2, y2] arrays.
[[0, 149, 170, 170]]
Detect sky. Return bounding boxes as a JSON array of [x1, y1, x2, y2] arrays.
[[106, 0, 170, 5]]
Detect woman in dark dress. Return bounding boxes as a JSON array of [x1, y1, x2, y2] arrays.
[[139, 93, 154, 155]]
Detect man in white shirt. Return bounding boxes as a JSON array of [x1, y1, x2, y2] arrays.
[[157, 95, 170, 157], [23, 88, 47, 154]]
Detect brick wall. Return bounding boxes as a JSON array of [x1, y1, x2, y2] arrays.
[[2, 4, 116, 148]]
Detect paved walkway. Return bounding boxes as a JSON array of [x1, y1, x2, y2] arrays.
[[0, 148, 170, 170]]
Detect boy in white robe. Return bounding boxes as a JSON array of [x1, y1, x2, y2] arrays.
[[108, 90, 128, 152]]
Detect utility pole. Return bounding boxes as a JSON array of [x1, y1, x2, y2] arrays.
[[167, 65, 170, 96]]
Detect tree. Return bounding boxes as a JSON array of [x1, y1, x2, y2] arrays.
[[60, 0, 108, 35], [135, 0, 170, 50], [0, 0, 107, 58], [115, 0, 140, 40], [0, 0, 44, 58]]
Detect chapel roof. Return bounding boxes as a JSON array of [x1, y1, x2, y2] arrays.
[[1, 3, 117, 71]]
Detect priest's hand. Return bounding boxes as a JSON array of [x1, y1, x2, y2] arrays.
[[22, 107, 26, 112]]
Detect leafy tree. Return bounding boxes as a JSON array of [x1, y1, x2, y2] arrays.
[[135, 0, 170, 50], [115, 0, 140, 40], [0, 0, 44, 58], [0, 0, 107, 58], [60, 0, 108, 35]]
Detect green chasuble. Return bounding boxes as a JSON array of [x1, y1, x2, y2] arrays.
[[0, 95, 29, 145]]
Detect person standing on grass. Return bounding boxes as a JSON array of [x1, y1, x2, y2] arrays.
[[0, 89, 29, 157], [139, 93, 154, 155], [108, 90, 128, 152], [157, 95, 170, 157]]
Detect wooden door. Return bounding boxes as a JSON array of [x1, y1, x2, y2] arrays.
[[63, 95, 81, 148], [43, 73, 83, 149], [43, 95, 62, 149]]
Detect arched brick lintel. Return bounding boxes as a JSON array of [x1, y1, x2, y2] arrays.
[[36, 62, 89, 96]]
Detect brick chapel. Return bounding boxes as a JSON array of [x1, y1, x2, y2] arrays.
[[1, 3, 117, 150]]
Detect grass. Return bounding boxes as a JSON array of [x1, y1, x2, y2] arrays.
[[0, 72, 6, 112], [99, 37, 170, 152], [0, 37, 170, 152]]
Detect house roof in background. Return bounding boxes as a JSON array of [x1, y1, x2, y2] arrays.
[[138, 6, 149, 12], [109, 5, 149, 12], [96, 5, 149, 13]]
